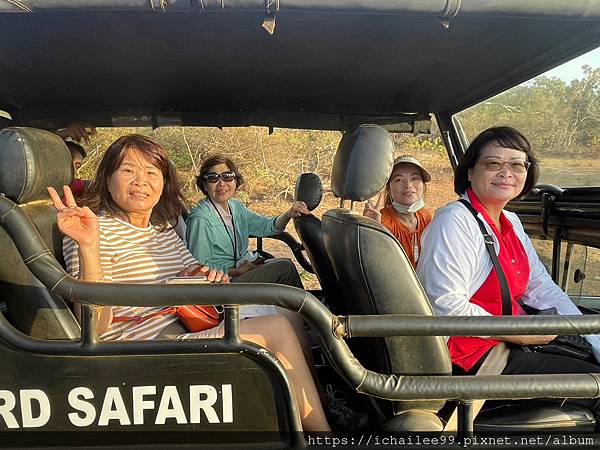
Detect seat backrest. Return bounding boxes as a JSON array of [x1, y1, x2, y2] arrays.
[[0, 127, 80, 339], [322, 124, 451, 416], [293, 173, 340, 302]]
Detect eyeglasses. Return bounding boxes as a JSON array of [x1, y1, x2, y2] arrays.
[[204, 171, 236, 183], [478, 159, 531, 173]]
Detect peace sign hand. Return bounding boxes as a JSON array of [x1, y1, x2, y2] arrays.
[[362, 192, 386, 223], [47, 185, 100, 249]]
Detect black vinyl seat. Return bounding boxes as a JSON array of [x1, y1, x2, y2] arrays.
[[293, 173, 340, 304], [322, 124, 450, 429], [0, 127, 80, 340], [321, 124, 595, 432]]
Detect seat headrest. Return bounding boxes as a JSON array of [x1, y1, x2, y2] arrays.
[[331, 124, 394, 202], [295, 173, 323, 211], [0, 127, 73, 204]]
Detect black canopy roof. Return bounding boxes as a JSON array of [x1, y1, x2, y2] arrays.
[[0, 1, 599, 130]]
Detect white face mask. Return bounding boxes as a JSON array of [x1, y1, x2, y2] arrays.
[[392, 197, 426, 215]]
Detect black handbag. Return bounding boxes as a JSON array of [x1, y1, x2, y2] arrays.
[[519, 303, 593, 360], [459, 199, 593, 362]]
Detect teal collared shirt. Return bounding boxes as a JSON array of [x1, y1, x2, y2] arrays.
[[186, 198, 279, 272]]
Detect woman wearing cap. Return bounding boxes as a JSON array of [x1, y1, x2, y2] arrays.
[[363, 155, 432, 268]]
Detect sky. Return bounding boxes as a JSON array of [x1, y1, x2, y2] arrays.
[[544, 47, 600, 82]]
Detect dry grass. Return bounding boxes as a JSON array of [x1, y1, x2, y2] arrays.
[[81, 126, 458, 289], [81, 127, 599, 292]]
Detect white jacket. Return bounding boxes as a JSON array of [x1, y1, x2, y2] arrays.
[[416, 196, 600, 358]]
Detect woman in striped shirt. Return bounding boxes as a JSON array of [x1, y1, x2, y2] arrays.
[[47, 134, 330, 432]]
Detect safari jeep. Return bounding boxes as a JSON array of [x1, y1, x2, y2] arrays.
[[0, 1, 599, 448]]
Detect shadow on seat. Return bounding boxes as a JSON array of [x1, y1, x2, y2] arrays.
[[293, 173, 340, 304], [321, 124, 596, 432], [0, 127, 80, 339]]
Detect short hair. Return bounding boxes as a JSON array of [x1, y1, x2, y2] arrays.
[[454, 126, 539, 198], [66, 141, 87, 160], [196, 154, 245, 196], [79, 134, 185, 230]]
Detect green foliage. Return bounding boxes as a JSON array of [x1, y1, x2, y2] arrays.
[[457, 67, 599, 157]]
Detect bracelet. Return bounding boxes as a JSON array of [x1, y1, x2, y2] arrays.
[[79, 271, 104, 282], [79, 271, 103, 277]]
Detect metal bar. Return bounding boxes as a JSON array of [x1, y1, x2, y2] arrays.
[[552, 227, 564, 282], [346, 314, 600, 337], [457, 400, 474, 443], [223, 304, 240, 343], [561, 241, 574, 290], [79, 304, 97, 347]]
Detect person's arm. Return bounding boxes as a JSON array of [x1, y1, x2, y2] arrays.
[[49, 185, 112, 335], [362, 192, 386, 222], [56, 122, 96, 145], [512, 214, 600, 349], [417, 205, 493, 318], [417, 204, 556, 344], [172, 231, 229, 283], [240, 201, 278, 237], [273, 201, 310, 231], [515, 215, 581, 315]]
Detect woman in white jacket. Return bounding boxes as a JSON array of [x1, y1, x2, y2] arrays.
[[417, 126, 600, 417]]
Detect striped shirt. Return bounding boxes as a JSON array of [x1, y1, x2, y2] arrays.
[[63, 215, 197, 340]]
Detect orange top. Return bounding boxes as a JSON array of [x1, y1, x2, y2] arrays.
[[380, 206, 432, 268]]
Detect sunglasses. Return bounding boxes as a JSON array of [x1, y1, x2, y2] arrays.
[[204, 171, 236, 183], [478, 159, 531, 174]]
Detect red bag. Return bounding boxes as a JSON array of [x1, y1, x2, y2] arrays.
[[112, 305, 221, 333], [175, 305, 221, 332]]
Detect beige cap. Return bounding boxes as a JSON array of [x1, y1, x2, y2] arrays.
[[391, 155, 432, 182]]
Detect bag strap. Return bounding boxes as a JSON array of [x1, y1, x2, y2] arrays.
[[112, 307, 177, 323], [458, 199, 512, 316]]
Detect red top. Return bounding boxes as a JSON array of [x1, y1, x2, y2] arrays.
[[69, 178, 87, 197], [448, 189, 530, 371]]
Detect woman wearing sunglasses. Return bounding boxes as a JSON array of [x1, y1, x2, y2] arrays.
[[186, 154, 309, 281], [187, 155, 370, 429], [416, 127, 600, 415], [186, 154, 310, 333]]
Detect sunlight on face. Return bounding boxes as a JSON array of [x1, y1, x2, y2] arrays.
[[204, 163, 237, 206], [387, 163, 425, 206], [107, 148, 164, 225], [468, 144, 528, 207]]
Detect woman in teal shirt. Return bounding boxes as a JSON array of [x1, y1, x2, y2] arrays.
[[186, 154, 370, 429], [186, 154, 309, 282]]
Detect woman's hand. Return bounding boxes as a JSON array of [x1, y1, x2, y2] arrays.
[[286, 201, 310, 219], [494, 334, 557, 345], [48, 185, 99, 249], [177, 264, 230, 283], [275, 201, 310, 230], [363, 192, 386, 222], [227, 260, 257, 277]]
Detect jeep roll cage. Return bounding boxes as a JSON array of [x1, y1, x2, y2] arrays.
[[0, 1, 600, 447]]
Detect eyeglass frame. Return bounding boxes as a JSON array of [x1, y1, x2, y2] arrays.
[[203, 171, 237, 183], [476, 159, 531, 173]]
